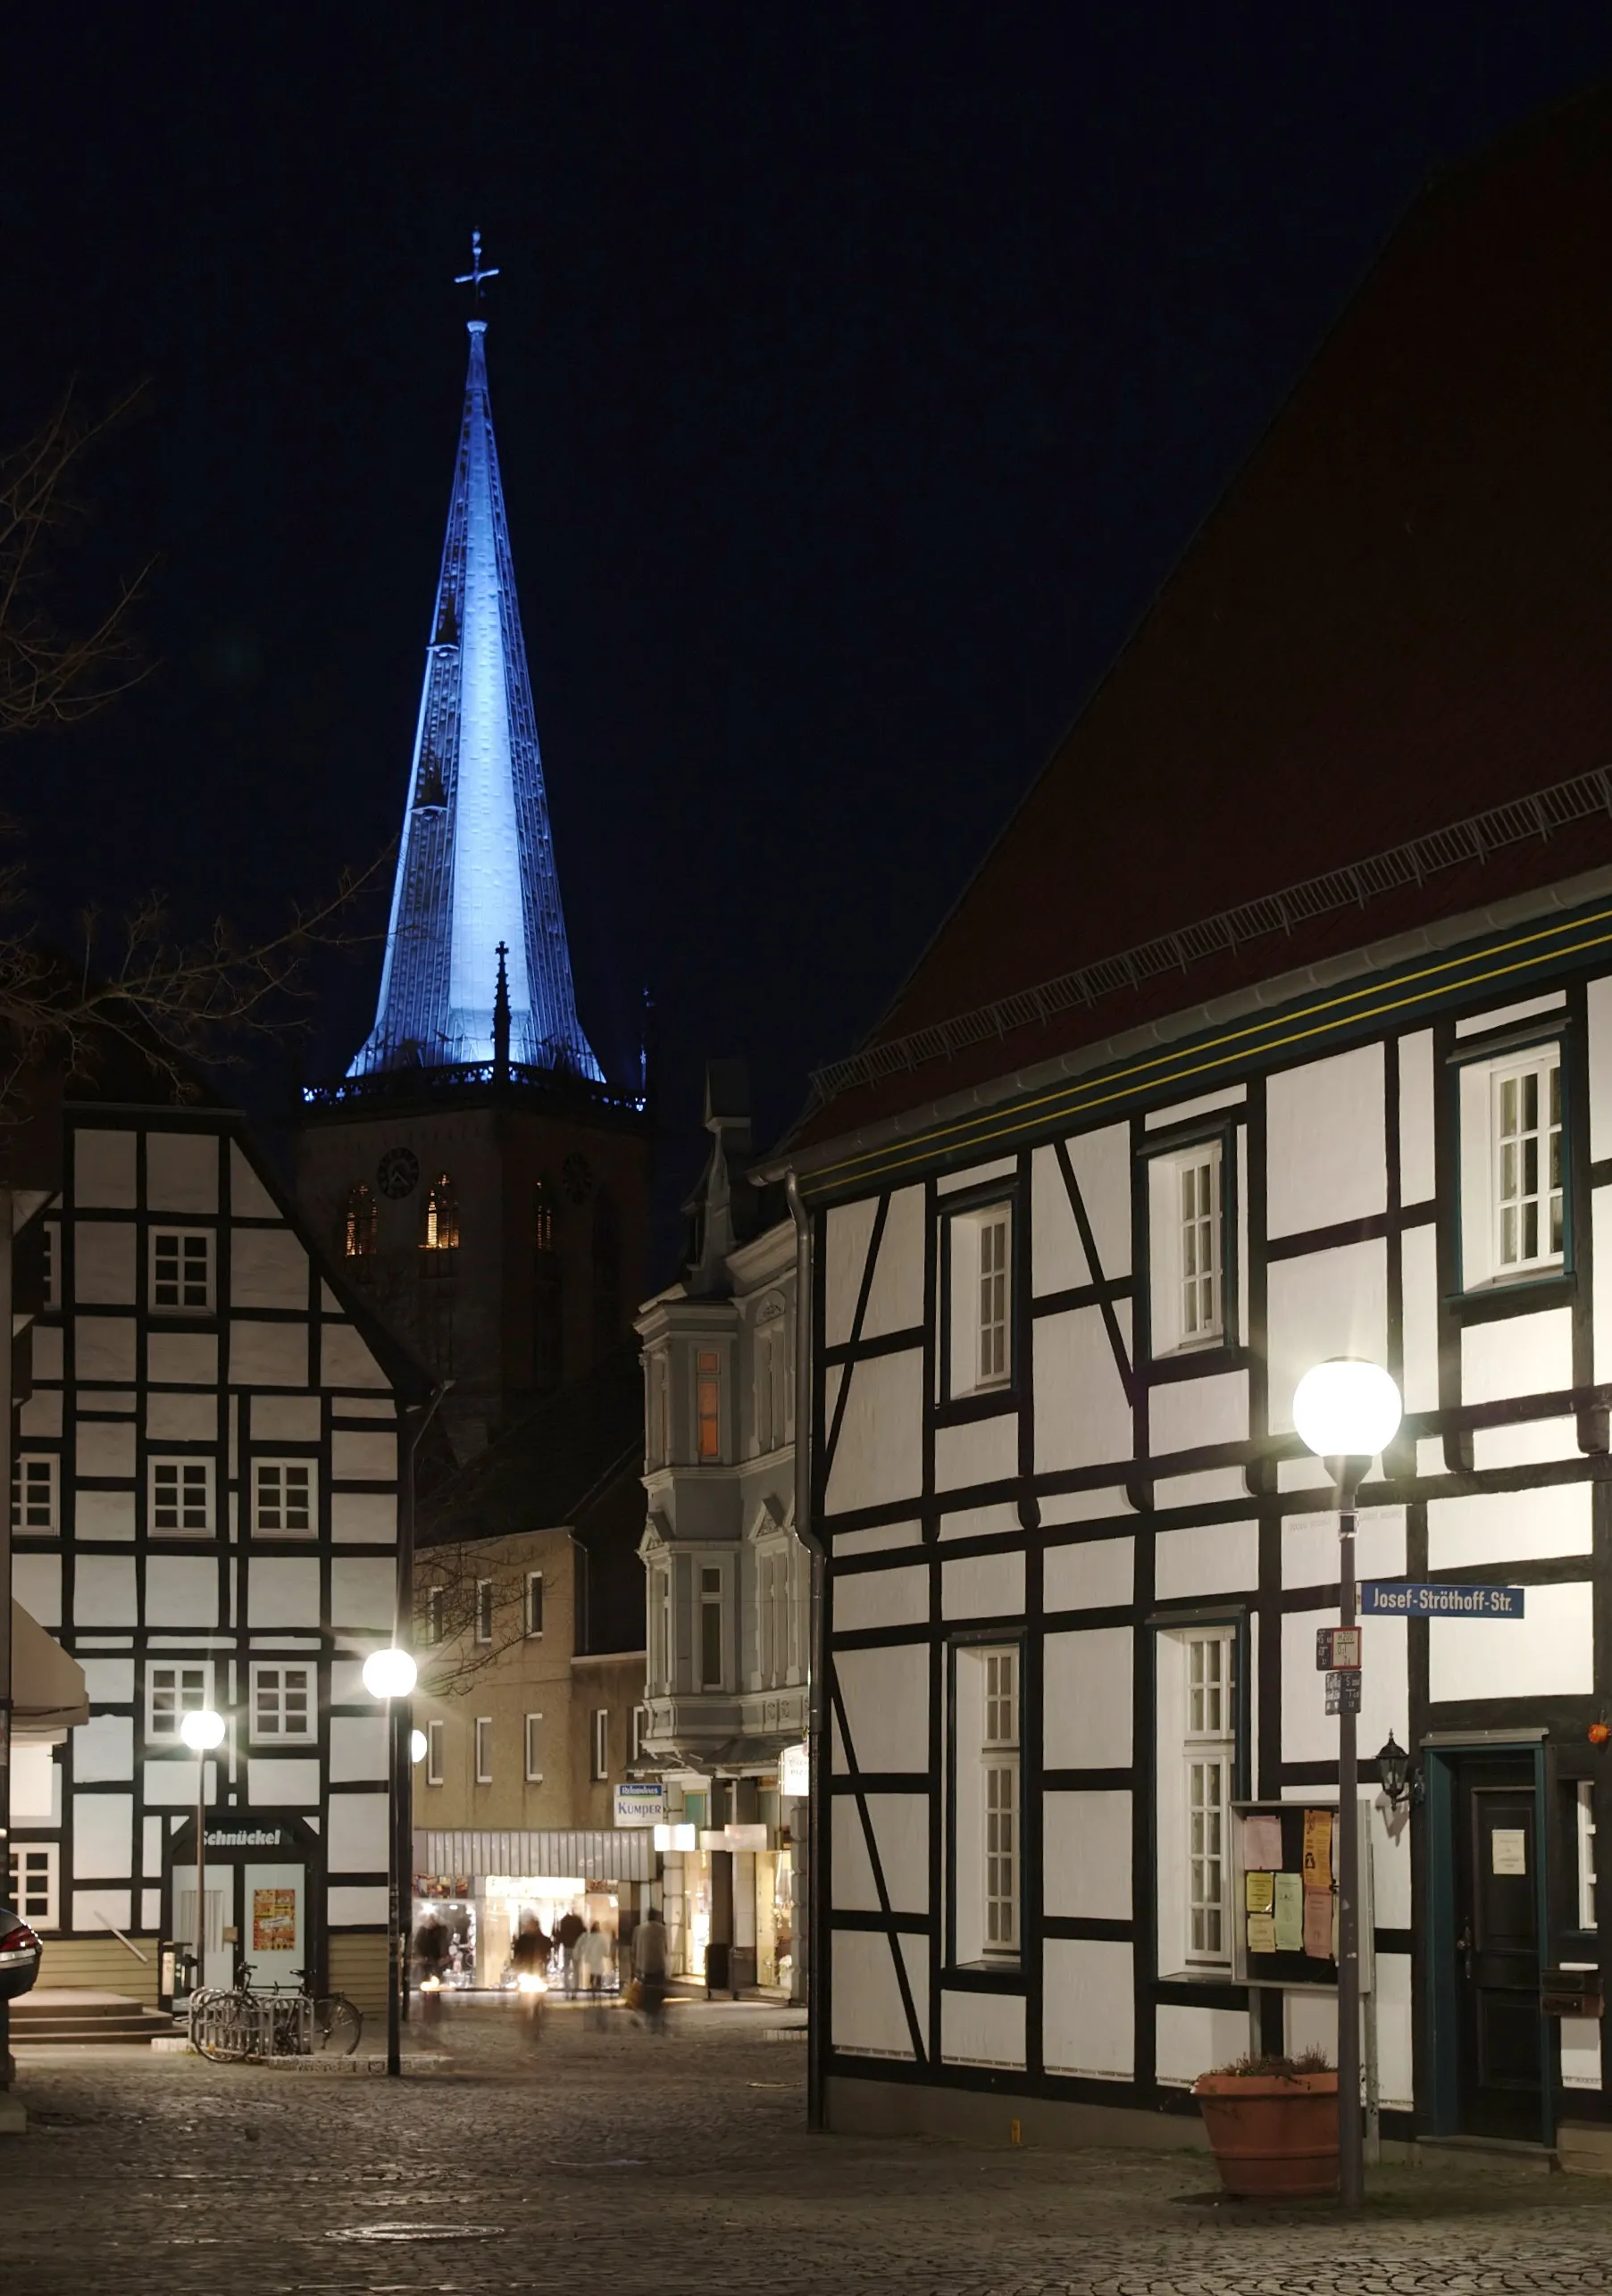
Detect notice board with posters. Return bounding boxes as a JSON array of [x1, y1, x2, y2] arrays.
[[1229, 1799, 1374, 1994]]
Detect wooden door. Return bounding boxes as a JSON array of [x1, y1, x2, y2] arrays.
[[1453, 1754, 1543, 2141]]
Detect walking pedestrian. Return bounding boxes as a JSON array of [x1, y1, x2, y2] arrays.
[[509, 1913, 551, 2043], [576, 1919, 612, 2029], [555, 1904, 586, 1998], [413, 1911, 449, 2023], [632, 1903, 670, 2034]]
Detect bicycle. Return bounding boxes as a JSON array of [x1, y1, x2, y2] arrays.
[[189, 1961, 363, 2062]]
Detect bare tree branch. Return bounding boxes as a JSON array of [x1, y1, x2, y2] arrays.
[[414, 1541, 547, 1698]]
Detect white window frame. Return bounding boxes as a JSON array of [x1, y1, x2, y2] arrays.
[[647, 1351, 671, 1468], [249, 1660, 315, 1744], [524, 1571, 544, 1638], [253, 1458, 314, 1536], [1148, 1138, 1227, 1357], [950, 1641, 1020, 1966], [591, 1707, 610, 1783], [474, 1578, 494, 1644], [1458, 1039, 1566, 1290], [695, 1348, 723, 1462], [474, 1716, 492, 1784], [524, 1712, 543, 1783], [651, 1563, 671, 1692], [945, 1200, 1014, 1400], [426, 1716, 445, 1786], [425, 1585, 445, 1646], [631, 1704, 648, 1764], [1577, 1781, 1598, 1933], [149, 1227, 215, 1314], [1155, 1621, 1239, 1979], [12, 1453, 59, 1532], [147, 1660, 213, 1742], [698, 1562, 725, 1691], [149, 1455, 214, 1535], [8, 1841, 58, 1930]]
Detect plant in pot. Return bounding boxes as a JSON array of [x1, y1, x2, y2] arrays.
[[1191, 2048, 1339, 2198]]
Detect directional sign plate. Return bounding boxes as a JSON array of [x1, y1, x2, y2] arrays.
[[1315, 1626, 1362, 1672], [1325, 1669, 1363, 1716]]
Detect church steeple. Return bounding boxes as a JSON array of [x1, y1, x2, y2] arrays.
[[351, 243, 603, 1082]]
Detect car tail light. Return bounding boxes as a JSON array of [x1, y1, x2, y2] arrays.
[[0, 1924, 39, 1954]]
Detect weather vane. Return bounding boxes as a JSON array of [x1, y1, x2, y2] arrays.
[[455, 230, 500, 305]]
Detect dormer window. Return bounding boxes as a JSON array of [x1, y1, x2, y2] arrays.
[[422, 1173, 459, 1254]]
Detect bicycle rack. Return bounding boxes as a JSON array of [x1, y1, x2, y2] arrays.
[[188, 1986, 313, 2059]]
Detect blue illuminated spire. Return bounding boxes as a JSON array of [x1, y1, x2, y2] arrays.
[[351, 247, 603, 1081]]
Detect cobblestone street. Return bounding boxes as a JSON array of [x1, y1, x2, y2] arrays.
[[6, 2004, 1612, 2294]]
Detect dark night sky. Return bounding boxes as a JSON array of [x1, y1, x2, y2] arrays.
[[7, 7, 1612, 1266]]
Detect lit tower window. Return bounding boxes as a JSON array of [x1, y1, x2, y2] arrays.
[[422, 1173, 460, 1253]]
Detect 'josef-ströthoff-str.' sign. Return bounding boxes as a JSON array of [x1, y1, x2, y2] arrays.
[[1358, 1582, 1525, 1618]]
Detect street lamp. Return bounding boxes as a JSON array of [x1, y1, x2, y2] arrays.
[[179, 1707, 226, 1997], [410, 1729, 428, 1765], [363, 1646, 418, 2075], [1292, 1356, 1402, 2214]]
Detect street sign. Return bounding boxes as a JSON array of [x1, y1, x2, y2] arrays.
[[1325, 1670, 1363, 1716], [1315, 1627, 1362, 1672], [1360, 1582, 1524, 1618], [614, 1782, 668, 1827]]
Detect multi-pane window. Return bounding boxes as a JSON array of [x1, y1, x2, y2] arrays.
[[150, 1457, 213, 1533], [1578, 1782, 1599, 1932], [148, 1662, 212, 1740], [1179, 1150, 1222, 1342], [756, 1312, 789, 1453], [946, 1201, 1015, 1398], [251, 1663, 313, 1742], [977, 1210, 1011, 1388], [592, 1707, 610, 1782], [254, 1460, 313, 1534], [8, 1842, 57, 1930], [1148, 1139, 1229, 1357], [525, 1713, 544, 1783], [12, 1454, 58, 1532], [426, 1717, 445, 1786], [475, 1578, 494, 1643], [981, 1648, 1019, 1958], [696, 1351, 722, 1461], [343, 1183, 377, 1257], [422, 1173, 460, 1253], [1494, 1054, 1563, 1273], [699, 1565, 723, 1690], [424, 1585, 445, 1646], [525, 1572, 544, 1637], [474, 1716, 492, 1784], [1184, 1630, 1235, 1965], [151, 1230, 213, 1311]]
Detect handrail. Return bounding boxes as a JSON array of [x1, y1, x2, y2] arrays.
[[94, 1911, 151, 1964]]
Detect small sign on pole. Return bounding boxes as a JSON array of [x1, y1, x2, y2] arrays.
[[1325, 1670, 1363, 1716], [1315, 1627, 1362, 1672]]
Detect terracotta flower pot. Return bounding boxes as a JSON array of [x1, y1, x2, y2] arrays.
[[1190, 2069, 1340, 2198]]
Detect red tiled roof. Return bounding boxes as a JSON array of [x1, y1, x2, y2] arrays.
[[792, 89, 1612, 1148]]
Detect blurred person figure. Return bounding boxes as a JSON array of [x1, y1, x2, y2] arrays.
[[555, 1904, 587, 1998], [576, 1919, 613, 2029], [510, 1913, 551, 2043], [413, 1910, 449, 2023], [633, 1903, 670, 2034]]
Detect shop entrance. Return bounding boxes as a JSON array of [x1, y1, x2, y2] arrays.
[[163, 1815, 322, 2003], [1429, 1746, 1549, 2143]]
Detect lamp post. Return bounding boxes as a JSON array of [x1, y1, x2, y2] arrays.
[[1291, 1357, 1402, 2214], [363, 1644, 418, 2075], [179, 1707, 226, 1995]]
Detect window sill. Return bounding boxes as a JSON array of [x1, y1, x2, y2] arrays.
[[1449, 1269, 1574, 1324], [1148, 1339, 1247, 1384], [935, 1386, 1020, 1427], [942, 1959, 1026, 1992]]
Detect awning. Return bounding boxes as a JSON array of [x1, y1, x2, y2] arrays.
[[413, 1829, 657, 1885], [13, 1602, 88, 1743]]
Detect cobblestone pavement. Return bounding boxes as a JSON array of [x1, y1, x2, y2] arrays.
[[6, 2001, 1612, 2295]]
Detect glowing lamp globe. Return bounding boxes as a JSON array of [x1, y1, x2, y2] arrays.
[[363, 1647, 418, 1700], [1292, 1357, 1402, 1463], [411, 1728, 429, 1765], [180, 1707, 226, 1752]]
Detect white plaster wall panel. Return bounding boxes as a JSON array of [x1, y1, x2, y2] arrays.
[[255, 1395, 322, 1441], [1035, 1306, 1131, 1474], [338, 1394, 394, 1418], [231, 1228, 309, 1311], [326, 1883, 388, 1926], [1148, 1370, 1249, 1460], [13, 1554, 60, 1624], [1373, 1951, 1415, 2108], [935, 1409, 1018, 1493], [1277, 1455, 1336, 1493], [73, 1888, 132, 1933], [941, 1550, 1025, 1620], [1044, 1534, 1135, 1612], [75, 1489, 136, 1540], [140, 1808, 163, 1868], [1043, 1628, 1132, 1768], [146, 1131, 218, 1212], [78, 1422, 136, 1478], [937, 1157, 1016, 1196], [1043, 1790, 1132, 1919], [331, 1493, 395, 1543], [75, 1129, 136, 1207], [327, 1791, 388, 1872], [332, 1431, 397, 1482], [830, 1703, 848, 1775], [824, 1198, 879, 1349], [939, 1501, 1020, 1541], [1427, 1482, 1591, 1568], [834, 1565, 930, 1635], [33, 1324, 62, 1381], [1590, 975, 1612, 1160], [1562, 2012, 1603, 2091], [1282, 1506, 1406, 1590], [231, 1321, 309, 1389], [831, 1928, 916, 2058], [860, 1185, 924, 1338], [1155, 2004, 1250, 2088], [145, 1558, 220, 1629], [11, 1744, 57, 1820], [1040, 1486, 1134, 1525], [145, 1758, 218, 1805], [71, 1557, 132, 1626], [1265, 1045, 1386, 1237], [1144, 1085, 1246, 1131], [1154, 1520, 1258, 1601], [1472, 1417, 1580, 1470], [1154, 1467, 1248, 1510], [865, 1794, 928, 1913], [1399, 1223, 1440, 1414], [320, 1324, 388, 1390], [140, 1887, 162, 1931], [79, 1658, 134, 1702], [247, 1560, 322, 1628], [1371, 1800, 1412, 1929], [1265, 1241, 1388, 1436], [330, 1557, 397, 1631], [1284, 1988, 1340, 2068], [825, 1349, 923, 1515], [328, 1660, 373, 1706], [75, 1223, 135, 1304], [1032, 1143, 1087, 1293], [941, 1989, 1025, 2068], [1065, 1125, 1132, 1278], [1461, 1308, 1572, 1407], [1457, 992, 1566, 1039], [147, 1332, 216, 1386], [1398, 1031, 1437, 1205], [229, 1142, 280, 1219], [1042, 1938, 1133, 2077], [835, 1643, 931, 1774], [72, 1714, 134, 1783], [831, 1795, 881, 1913], [823, 1363, 842, 1436], [74, 1791, 132, 1878], [244, 1757, 321, 1807], [147, 1391, 217, 1441], [832, 1521, 923, 1558], [1282, 1612, 1407, 1765], [1237, 1124, 1250, 1339], [1430, 1581, 1592, 1701], [19, 1390, 62, 1437], [329, 1715, 388, 1783], [77, 1317, 136, 1382]]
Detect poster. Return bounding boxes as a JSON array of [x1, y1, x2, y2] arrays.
[[1491, 1828, 1527, 1876], [1274, 1871, 1303, 1952], [1244, 1870, 1274, 1915], [1241, 1813, 1282, 1868], [1302, 1887, 1333, 1960], [1247, 1914, 1276, 1954], [1302, 1808, 1332, 1893], [254, 1888, 297, 1952]]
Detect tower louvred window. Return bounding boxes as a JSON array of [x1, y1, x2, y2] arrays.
[[422, 1173, 460, 1252], [343, 1183, 377, 1258]]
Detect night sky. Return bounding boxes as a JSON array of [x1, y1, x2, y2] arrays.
[[7, 9, 1612, 1269]]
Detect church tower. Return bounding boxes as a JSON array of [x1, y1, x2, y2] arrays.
[[297, 242, 651, 1462]]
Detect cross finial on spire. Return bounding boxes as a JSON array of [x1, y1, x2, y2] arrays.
[[454, 229, 501, 305]]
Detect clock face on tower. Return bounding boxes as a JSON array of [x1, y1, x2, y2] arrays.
[[376, 1147, 421, 1200]]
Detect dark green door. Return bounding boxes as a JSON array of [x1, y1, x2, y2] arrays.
[[1452, 1754, 1543, 2141]]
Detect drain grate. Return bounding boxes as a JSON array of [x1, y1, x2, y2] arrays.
[[327, 2224, 504, 2243]]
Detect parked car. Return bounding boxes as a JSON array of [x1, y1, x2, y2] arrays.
[[0, 1907, 42, 2000]]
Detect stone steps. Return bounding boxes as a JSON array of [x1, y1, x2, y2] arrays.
[[12, 1990, 176, 2047]]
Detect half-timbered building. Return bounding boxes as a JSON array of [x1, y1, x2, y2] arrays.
[[768, 95, 1612, 2154]]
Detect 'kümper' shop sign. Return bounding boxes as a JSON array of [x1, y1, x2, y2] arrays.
[[1360, 1582, 1524, 1618]]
